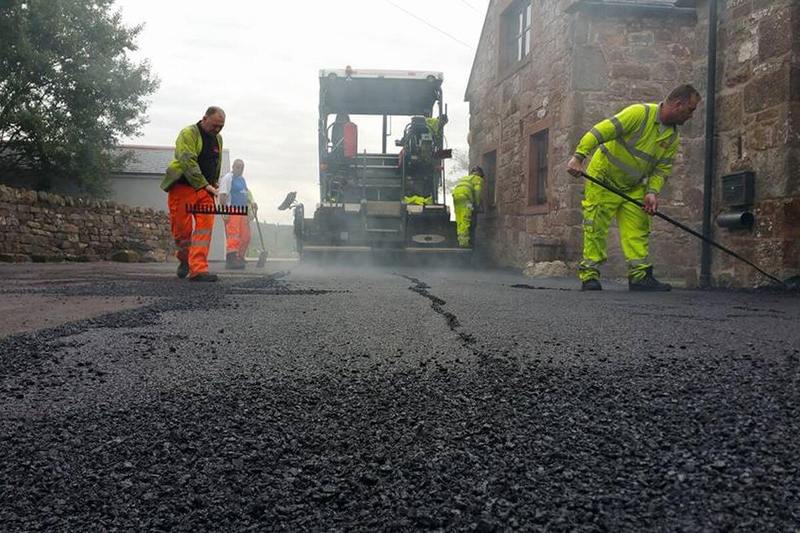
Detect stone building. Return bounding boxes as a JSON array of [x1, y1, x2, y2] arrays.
[[465, 0, 799, 287]]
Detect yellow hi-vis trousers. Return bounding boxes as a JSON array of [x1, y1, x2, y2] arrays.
[[579, 180, 652, 282], [452, 187, 474, 248]]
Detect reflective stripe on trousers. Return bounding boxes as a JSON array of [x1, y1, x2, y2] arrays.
[[224, 215, 251, 259], [167, 183, 215, 276], [452, 186, 474, 247], [578, 180, 652, 282]]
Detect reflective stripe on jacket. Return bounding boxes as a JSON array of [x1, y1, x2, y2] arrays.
[[575, 103, 679, 194], [453, 174, 484, 206], [161, 124, 224, 192]]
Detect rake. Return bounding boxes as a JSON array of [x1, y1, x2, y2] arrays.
[[185, 204, 249, 216], [578, 171, 787, 288]]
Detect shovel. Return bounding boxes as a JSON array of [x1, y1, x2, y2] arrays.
[[254, 214, 269, 268]]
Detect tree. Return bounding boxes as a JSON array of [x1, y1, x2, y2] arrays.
[[444, 147, 470, 191], [0, 0, 158, 194]]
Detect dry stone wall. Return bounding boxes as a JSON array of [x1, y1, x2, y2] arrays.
[[0, 185, 173, 263]]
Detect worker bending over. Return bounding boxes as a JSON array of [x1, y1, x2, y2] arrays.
[[567, 84, 701, 292], [161, 106, 225, 282], [452, 166, 484, 248]]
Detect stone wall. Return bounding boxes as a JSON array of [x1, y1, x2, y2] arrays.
[[466, 0, 701, 282], [0, 185, 173, 263], [466, 0, 799, 286], [467, 0, 577, 268], [708, 0, 800, 285]]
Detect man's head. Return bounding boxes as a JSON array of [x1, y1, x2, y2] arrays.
[[200, 106, 226, 135], [661, 85, 701, 126], [470, 165, 484, 177], [232, 158, 244, 176]]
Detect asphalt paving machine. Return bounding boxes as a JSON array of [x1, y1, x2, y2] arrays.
[[290, 67, 465, 262]]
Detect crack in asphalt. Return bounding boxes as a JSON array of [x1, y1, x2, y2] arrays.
[[396, 274, 483, 355]]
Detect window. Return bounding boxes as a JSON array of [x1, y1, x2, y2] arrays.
[[482, 150, 497, 208], [528, 129, 548, 206], [501, 1, 532, 70]]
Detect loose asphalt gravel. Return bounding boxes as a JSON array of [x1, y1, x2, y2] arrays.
[[0, 262, 798, 532]]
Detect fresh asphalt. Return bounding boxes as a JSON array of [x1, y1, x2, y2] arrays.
[[0, 261, 798, 531]]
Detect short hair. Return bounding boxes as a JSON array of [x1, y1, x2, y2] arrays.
[[666, 85, 701, 103], [470, 165, 484, 177], [233, 159, 244, 167], [204, 106, 225, 118]]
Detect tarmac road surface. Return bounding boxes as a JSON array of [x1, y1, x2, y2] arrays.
[[1, 261, 798, 531]]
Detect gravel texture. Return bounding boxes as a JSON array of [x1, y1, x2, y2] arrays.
[[1, 263, 798, 531]]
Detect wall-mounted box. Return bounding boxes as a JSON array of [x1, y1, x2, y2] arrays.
[[721, 171, 755, 207]]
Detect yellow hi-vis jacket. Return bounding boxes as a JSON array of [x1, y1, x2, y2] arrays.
[[453, 174, 483, 206], [426, 117, 443, 147], [160, 124, 224, 192], [574, 103, 680, 195]]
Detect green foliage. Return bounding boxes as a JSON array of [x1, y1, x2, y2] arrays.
[[0, 0, 158, 194]]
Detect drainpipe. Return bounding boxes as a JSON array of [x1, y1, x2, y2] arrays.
[[700, 0, 718, 288]]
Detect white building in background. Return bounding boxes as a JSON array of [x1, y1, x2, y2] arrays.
[[110, 145, 231, 261]]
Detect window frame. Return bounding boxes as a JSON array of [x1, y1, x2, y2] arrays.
[[496, 0, 533, 80], [523, 116, 552, 215]]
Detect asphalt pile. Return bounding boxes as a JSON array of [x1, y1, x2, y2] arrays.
[[0, 272, 798, 531]]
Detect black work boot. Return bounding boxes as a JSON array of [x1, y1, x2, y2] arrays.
[[225, 252, 242, 270], [189, 273, 219, 283], [177, 261, 189, 279], [581, 279, 602, 291], [629, 267, 671, 292]]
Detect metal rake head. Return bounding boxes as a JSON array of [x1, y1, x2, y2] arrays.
[[185, 203, 249, 216]]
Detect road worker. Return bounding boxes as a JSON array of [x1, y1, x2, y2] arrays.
[[452, 165, 484, 248], [161, 106, 225, 282], [425, 113, 448, 149], [403, 195, 433, 206], [219, 158, 257, 270], [567, 84, 701, 291]]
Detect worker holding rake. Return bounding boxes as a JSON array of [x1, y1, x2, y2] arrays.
[[567, 85, 701, 292], [161, 106, 225, 282]]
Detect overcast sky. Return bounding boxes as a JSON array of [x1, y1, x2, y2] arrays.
[[117, 0, 490, 223]]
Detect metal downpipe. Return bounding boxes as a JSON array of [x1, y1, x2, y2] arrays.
[[700, 0, 718, 288]]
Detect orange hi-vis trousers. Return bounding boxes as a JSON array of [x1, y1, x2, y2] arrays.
[[167, 183, 214, 277], [224, 214, 251, 259]]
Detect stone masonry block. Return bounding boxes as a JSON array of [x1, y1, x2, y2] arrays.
[[573, 46, 608, 91], [610, 63, 650, 80], [758, 7, 793, 61], [628, 31, 655, 46], [744, 64, 790, 113]]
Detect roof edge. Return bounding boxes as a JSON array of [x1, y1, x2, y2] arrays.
[[564, 0, 697, 16], [464, 0, 494, 102]]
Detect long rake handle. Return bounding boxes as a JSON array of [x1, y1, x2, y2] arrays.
[[255, 218, 267, 250], [579, 171, 786, 287]]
